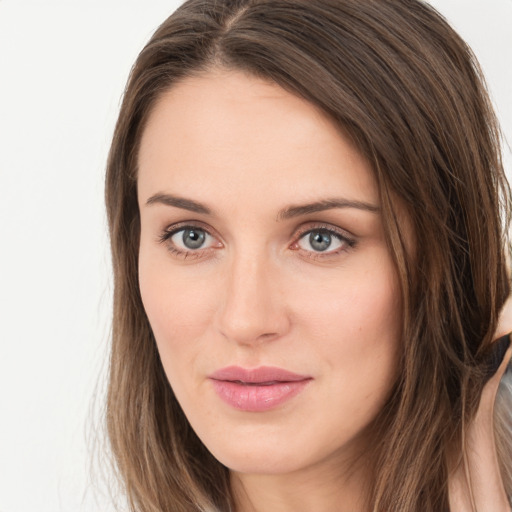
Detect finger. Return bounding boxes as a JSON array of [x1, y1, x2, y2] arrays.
[[449, 335, 512, 512]]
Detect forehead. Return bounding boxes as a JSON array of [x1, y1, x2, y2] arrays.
[[137, 68, 378, 209]]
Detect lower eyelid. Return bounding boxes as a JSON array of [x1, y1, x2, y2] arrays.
[[297, 239, 354, 260], [166, 245, 208, 260]]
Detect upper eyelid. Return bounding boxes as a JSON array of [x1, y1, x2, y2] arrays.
[[292, 222, 355, 241], [161, 221, 217, 238]]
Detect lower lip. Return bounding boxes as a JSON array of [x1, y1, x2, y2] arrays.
[[209, 379, 311, 412]]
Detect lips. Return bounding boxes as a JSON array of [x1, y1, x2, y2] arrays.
[[209, 366, 312, 412]]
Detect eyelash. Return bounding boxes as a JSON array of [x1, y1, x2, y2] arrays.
[[157, 222, 356, 261], [157, 222, 218, 260], [292, 224, 356, 260]]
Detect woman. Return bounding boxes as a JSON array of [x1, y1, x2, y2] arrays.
[[104, 0, 512, 510]]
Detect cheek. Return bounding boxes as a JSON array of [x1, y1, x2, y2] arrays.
[[138, 248, 219, 370], [288, 256, 402, 401], [292, 257, 401, 345]]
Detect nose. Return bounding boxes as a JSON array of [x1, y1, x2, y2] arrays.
[[215, 250, 291, 346]]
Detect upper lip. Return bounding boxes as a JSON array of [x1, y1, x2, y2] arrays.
[[209, 366, 312, 384]]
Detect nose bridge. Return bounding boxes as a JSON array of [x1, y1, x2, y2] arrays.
[[216, 245, 288, 345]]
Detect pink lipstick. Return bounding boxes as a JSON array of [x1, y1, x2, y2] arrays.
[[209, 366, 312, 412]]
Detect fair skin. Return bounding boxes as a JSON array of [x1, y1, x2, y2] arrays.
[[136, 68, 510, 511]]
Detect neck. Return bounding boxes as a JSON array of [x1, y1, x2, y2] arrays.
[[230, 452, 369, 512]]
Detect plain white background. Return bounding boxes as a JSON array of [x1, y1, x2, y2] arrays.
[[0, 1, 510, 511]]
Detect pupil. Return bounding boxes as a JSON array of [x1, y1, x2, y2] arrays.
[[183, 229, 205, 249], [310, 231, 331, 252]]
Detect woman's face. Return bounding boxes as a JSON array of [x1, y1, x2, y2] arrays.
[[137, 68, 402, 476]]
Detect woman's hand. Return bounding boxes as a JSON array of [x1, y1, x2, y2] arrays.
[[448, 334, 512, 512]]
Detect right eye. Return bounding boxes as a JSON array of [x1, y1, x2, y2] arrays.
[[171, 227, 211, 250], [159, 224, 223, 258]]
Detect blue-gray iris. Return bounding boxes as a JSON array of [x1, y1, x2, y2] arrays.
[[183, 229, 206, 249], [310, 231, 331, 252]]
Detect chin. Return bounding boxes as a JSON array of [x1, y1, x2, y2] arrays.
[[215, 448, 306, 475], [199, 425, 354, 477]]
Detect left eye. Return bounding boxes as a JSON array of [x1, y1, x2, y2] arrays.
[[170, 227, 215, 251], [297, 229, 345, 253]]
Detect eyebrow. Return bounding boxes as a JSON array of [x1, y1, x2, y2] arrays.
[[145, 193, 211, 215], [277, 198, 380, 220], [145, 193, 379, 218]]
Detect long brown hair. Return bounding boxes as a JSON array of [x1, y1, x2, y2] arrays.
[[105, 1, 511, 510]]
